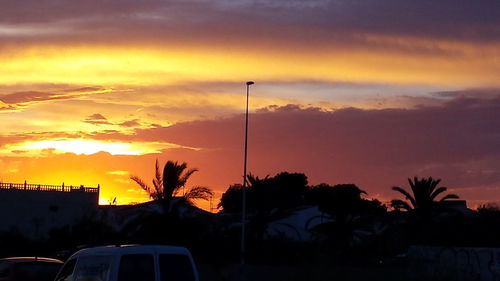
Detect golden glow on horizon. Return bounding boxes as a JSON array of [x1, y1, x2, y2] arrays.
[[0, 139, 195, 156], [0, 32, 498, 209], [0, 43, 498, 88], [106, 170, 130, 176]]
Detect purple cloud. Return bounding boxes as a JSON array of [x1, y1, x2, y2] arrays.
[[1, 0, 498, 50], [4, 90, 500, 205], [102, 90, 500, 201]]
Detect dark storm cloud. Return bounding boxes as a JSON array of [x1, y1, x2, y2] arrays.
[[1, 0, 498, 47], [315, 0, 500, 41]]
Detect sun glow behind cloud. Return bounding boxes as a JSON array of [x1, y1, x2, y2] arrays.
[[1, 0, 499, 208], [0, 139, 193, 156]]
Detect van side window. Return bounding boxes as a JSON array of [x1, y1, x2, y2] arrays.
[[118, 254, 155, 281], [159, 254, 195, 281], [56, 259, 77, 281]]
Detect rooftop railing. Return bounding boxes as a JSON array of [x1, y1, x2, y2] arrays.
[[0, 181, 99, 193]]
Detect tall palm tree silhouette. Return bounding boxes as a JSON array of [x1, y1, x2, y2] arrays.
[[131, 159, 213, 211], [391, 177, 459, 216]]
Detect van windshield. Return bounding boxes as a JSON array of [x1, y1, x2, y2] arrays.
[[55, 259, 76, 281], [73, 256, 112, 281], [159, 254, 195, 281]]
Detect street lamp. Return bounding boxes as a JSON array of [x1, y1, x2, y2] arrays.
[[241, 81, 254, 265]]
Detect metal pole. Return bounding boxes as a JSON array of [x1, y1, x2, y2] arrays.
[[241, 81, 254, 265]]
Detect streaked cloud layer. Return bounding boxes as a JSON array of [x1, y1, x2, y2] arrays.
[[0, 0, 499, 207]]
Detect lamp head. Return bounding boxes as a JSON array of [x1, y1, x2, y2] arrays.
[[246, 81, 254, 86]]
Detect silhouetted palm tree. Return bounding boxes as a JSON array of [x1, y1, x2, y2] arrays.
[[391, 177, 459, 215], [246, 173, 270, 187], [130, 159, 213, 211]]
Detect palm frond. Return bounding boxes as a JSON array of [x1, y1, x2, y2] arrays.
[[185, 186, 214, 201], [390, 199, 413, 211], [408, 177, 420, 203], [172, 188, 180, 197], [130, 175, 150, 192], [176, 161, 188, 172], [431, 178, 441, 188], [439, 194, 459, 201], [392, 186, 417, 208], [430, 186, 447, 201], [172, 161, 188, 181], [178, 168, 198, 188], [131, 176, 156, 199], [408, 177, 417, 189], [153, 159, 163, 195], [427, 177, 439, 195], [247, 173, 257, 186]]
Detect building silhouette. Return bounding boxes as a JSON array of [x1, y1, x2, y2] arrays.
[[0, 181, 99, 238]]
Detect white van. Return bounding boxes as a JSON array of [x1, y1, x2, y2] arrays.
[[54, 245, 199, 281]]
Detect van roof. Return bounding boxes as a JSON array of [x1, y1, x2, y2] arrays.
[[70, 245, 191, 258]]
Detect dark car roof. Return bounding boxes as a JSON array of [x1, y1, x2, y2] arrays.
[[0, 257, 63, 263]]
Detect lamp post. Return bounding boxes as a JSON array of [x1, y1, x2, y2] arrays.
[[241, 81, 254, 265]]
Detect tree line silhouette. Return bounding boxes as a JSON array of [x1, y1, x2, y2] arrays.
[[2, 159, 499, 271]]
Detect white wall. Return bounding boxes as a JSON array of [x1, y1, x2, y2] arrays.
[[0, 189, 98, 238]]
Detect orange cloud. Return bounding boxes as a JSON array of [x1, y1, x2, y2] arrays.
[[1, 0, 500, 210], [0, 42, 498, 90], [0, 138, 198, 156]]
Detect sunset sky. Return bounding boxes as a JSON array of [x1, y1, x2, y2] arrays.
[[1, 0, 499, 209]]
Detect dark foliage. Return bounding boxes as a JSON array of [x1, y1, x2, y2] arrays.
[[9, 170, 500, 275], [306, 183, 386, 217], [217, 184, 243, 213], [218, 172, 309, 213]]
